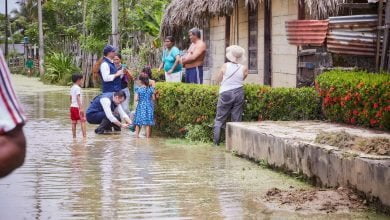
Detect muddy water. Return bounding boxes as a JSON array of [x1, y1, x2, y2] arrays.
[[0, 75, 386, 219]]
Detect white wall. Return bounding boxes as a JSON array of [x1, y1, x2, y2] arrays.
[[271, 0, 298, 88], [209, 17, 226, 84], [208, 0, 298, 87]]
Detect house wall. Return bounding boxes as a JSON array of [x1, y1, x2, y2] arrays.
[[271, 0, 298, 87], [209, 17, 226, 84], [208, 0, 298, 87]]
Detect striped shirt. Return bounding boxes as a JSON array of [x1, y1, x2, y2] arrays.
[[0, 49, 27, 134]]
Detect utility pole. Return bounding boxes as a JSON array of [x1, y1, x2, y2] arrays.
[[4, 0, 8, 57], [112, 0, 119, 48], [38, 0, 45, 76]]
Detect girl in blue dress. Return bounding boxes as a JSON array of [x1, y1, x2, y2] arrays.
[[134, 73, 155, 138]]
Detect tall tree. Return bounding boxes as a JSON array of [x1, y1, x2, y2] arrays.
[[38, 0, 44, 75]]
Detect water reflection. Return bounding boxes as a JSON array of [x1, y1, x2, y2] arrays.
[[0, 77, 387, 219]]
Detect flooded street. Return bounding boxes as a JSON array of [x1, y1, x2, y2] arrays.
[[0, 75, 387, 219]]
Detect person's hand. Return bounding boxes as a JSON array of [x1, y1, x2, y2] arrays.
[[167, 69, 173, 75], [79, 109, 85, 117], [121, 123, 130, 128], [158, 67, 162, 72]]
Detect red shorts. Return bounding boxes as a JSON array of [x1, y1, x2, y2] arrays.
[[70, 107, 86, 122]]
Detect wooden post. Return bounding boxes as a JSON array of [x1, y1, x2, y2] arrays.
[[380, 1, 390, 72], [225, 16, 231, 48], [264, 0, 272, 86], [376, 0, 384, 72], [298, 0, 305, 20]]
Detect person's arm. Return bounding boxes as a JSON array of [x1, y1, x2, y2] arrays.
[[168, 55, 181, 74], [99, 97, 121, 127], [0, 49, 27, 177], [182, 43, 206, 64], [158, 63, 164, 72], [134, 93, 139, 102], [0, 125, 26, 177], [100, 62, 123, 82], [77, 94, 83, 114], [243, 66, 249, 80], [117, 105, 132, 124], [216, 63, 227, 84]]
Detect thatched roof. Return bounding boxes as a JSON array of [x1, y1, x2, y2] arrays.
[[161, 0, 344, 38]]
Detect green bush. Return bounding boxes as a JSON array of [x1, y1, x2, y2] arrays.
[[155, 82, 321, 140], [316, 70, 390, 130], [42, 52, 80, 86], [151, 68, 165, 82]]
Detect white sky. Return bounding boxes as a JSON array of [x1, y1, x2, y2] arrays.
[[0, 0, 19, 14]]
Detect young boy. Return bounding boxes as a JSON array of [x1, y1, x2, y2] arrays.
[[70, 74, 86, 138]]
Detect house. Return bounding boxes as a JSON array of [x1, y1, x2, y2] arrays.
[[161, 0, 385, 87]]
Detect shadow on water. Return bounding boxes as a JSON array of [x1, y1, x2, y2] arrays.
[[0, 75, 388, 219]]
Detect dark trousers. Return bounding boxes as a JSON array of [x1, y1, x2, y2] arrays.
[[185, 66, 203, 84], [213, 87, 244, 145], [86, 112, 121, 133]]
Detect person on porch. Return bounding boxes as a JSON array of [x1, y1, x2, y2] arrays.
[[181, 28, 207, 84]]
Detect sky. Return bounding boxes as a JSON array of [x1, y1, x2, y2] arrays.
[[0, 0, 19, 14]]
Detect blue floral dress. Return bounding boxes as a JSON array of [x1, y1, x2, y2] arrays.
[[134, 86, 155, 126]]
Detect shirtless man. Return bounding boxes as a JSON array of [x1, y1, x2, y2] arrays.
[[181, 28, 207, 84]]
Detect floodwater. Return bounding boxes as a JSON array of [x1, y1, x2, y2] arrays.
[[0, 75, 387, 219]]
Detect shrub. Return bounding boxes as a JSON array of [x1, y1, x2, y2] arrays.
[[151, 68, 165, 82], [43, 52, 80, 86], [316, 70, 390, 130], [155, 82, 321, 141]]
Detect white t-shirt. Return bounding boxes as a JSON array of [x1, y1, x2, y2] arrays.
[[70, 84, 82, 108]]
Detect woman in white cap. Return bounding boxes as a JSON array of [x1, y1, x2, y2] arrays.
[[213, 45, 248, 145]]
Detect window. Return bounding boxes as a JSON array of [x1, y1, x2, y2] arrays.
[[248, 5, 258, 74]]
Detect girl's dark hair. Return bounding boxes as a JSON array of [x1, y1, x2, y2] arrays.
[[141, 66, 152, 79], [114, 54, 122, 59], [139, 73, 150, 87], [165, 36, 175, 43], [92, 57, 104, 81]]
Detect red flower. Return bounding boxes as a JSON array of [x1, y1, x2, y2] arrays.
[[376, 111, 383, 118], [370, 119, 378, 126], [373, 103, 379, 109], [350, 118, 356, 124], [352, 110, 359, 116]]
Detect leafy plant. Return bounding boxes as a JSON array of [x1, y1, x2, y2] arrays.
[[154, 83, 321, 141], [43, 52, 80, 86], [316, 70, 390, 130]]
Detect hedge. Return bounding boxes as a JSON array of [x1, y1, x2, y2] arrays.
[[316, 70, 390, 130], [155, 83, 321, 139]]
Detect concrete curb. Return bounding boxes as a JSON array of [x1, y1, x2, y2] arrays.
[[226, 121, 390, 209]]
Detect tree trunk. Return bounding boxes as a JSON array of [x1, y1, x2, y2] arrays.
[[38, 0, 45, 76], [112, 0, 119, 48]]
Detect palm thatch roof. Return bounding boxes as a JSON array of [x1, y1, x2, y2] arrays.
[[161, 0, 344, 38]]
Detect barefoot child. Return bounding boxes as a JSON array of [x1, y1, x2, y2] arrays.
[[70, 74, 86, 138], [133, 73, 155, 138]]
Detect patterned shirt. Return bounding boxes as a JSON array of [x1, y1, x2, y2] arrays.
[[0, 49, 27, 134]]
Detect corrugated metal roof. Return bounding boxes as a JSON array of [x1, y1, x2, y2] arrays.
[[327, 15, 378, 56], [285, 20, 329, 46]]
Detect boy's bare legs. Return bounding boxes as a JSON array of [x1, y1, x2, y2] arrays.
[[71, 121, 77, 138], [81, 121, 87, 138], [135, 126, 140, 138], [146, 126, 151, 138]]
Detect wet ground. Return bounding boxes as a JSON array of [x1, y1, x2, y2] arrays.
[[0, 75, 388, 219]]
